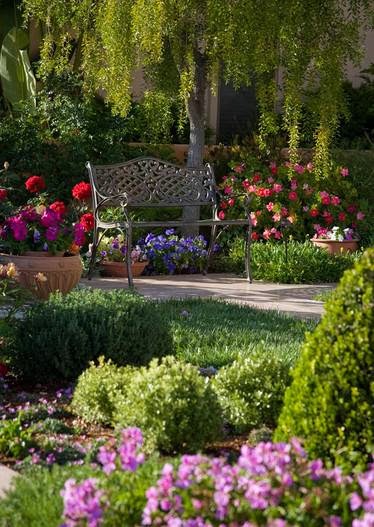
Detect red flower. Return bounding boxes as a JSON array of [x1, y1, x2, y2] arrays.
[[50, 201, 67, 217], [252, 173, 262, 183], [269, 162, 278, 175], [338, 212, 346, 222], [347, 204, 357, 213], [288, 191, 298, 201], [220, 201, 228, 210], [310, 208, 319, 218], [251, 232, 260, 241], [80, 212, 95, 232], [25, 175, 46, 193], [218, 210, 225, 220], [323, 211, 334, 225], [0, 362, 8, 377], [72, 181, 92, 201], [0, 189, 7, 201]]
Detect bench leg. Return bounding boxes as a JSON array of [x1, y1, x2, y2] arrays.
[[204, 224, 217, 275], [126, 227, 134, 288], [245, 229, 253, 283]]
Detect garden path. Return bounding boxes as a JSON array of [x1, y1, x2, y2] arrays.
[[0, 465, 17, 498], [81, 274, 334, 320]]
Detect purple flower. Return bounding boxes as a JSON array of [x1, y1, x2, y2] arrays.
[[97, 446, 116, 475], [7, 217, 28, 241], [40, 208, 59, 228], [45, 226, 59, 242], [61, 478, 105, 527]]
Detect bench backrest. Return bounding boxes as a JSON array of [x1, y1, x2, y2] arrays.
[[86, 157, 216, 208]]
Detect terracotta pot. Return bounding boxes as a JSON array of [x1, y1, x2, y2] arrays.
[[311, 239, 359, 254], [0, 253, 83, 300], [100, 260, 147, 278]]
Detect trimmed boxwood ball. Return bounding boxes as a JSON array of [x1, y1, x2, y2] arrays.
[[71, 357, 133, 425], [9, 288, 173, 381], [212, 355, 291, 433], [275, 248, 374, 469], [113, 356, 223, 453]]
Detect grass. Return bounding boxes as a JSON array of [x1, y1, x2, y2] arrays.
[[157, 298, 315, 368]]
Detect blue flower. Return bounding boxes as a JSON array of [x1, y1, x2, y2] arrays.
[[165, 228, 175, 236]]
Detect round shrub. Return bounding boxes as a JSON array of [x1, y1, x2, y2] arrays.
[[71, 357, 133, 425], [275, 248, 374, 468], [212, 355, 291, 433], [113, 356, 223, 453], [9, 289, 173, 381]]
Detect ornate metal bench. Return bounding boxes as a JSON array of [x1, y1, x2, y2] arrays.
[[86, 157, 252, 287]]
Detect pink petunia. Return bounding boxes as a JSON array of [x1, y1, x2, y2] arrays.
[[266, 202, 274, 212], [331, 196, 340, 206], [357, 211, 365, 221], [340, 167, 349, 177], [273, 183, 283, 193], [288, 191, 298, 201]]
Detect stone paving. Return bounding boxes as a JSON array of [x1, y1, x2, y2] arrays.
[[0, 273, 335, 497], [81, 273, 335, 319]]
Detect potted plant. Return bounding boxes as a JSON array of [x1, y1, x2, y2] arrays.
[[0, 175, 87, 299], [311, 226, 359, 254], [98, 235, 148, 278]]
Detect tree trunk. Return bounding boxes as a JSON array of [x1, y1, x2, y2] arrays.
[[182, 50, 207, 236]]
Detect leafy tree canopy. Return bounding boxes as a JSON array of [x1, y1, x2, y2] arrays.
[[22, 0, 373, 172]]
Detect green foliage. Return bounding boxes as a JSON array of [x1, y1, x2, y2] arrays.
[[0, 464, 97, 527], [113, 356, 223, 453], [71, 358, 133, 425], [102, 457, 165, 526], [0, 27, 36, 110], [158, 298, 314, 369], [0, 415, 35, 458], [275, 248, 374, 469], [8, 289, 173, 381], [215, 239, 360, 283], [212, 355, 291, 433]]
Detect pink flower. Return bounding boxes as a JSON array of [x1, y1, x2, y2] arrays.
[[224, 186, 232, 195], [273, 183, 283, 193], [273, 229, 282, 239], [242, 179, 250, 190], [290, 179, 298, 190], [288, 191, 298, 201], [263, 228, 272, 240], [331, 195, 340, 206], [281, 207, 288, 217], [320, 191, 331, 205], [294, 163, 305, 174], [250, 212, 257, 226], [267, 176, 275, 184], [306, 162, 314, 172], [347, 204, 357, 213], [266, 202, 274, 212], [310, 209, 319, 218], [263, 188, 272, 197], [287, 216, 295, 224], [233, 164, 245, 174], [357, 211, 365, 221], [218, 210, 225, 220], [340, 167, 349, 177], [272, 213, 281, 222], [323, 211, 334, 224], [228, 198, 235, 207], [269, 162, 278, 175]]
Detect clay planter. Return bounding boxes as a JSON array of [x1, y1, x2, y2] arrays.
[[0, 253, 83, 300], [100, 260, 147, 278], [312, 239, 359, 255]]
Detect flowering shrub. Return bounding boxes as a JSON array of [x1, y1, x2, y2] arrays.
[[98, 235, 147, 263], [218, 159, 366, 242], [138, 230, 209, 274], [59, 428, 374, 527]]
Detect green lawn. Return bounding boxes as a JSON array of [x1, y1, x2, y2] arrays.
[[158, 298, 315, 368]]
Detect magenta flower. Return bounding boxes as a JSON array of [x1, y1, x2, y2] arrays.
[[7, 217, 28, 241], [40, 208, 59, 228], [45, 226, 59, 242], [61, 478, 105, 527]]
